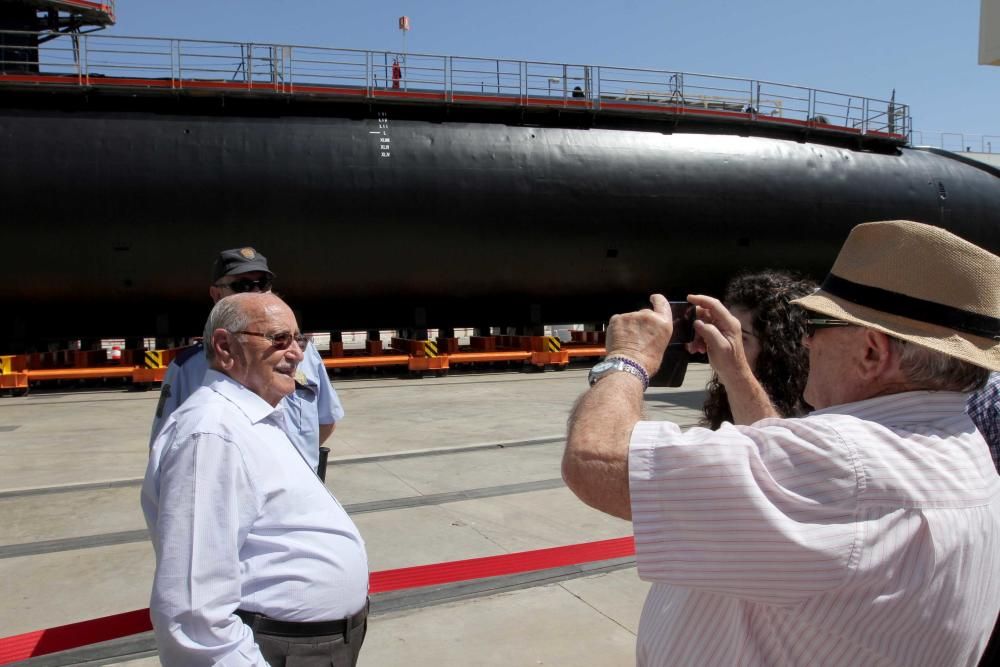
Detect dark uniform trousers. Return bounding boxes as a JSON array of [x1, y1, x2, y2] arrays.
[[237, 604, 368, 667]]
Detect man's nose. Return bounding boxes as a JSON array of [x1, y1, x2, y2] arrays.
[[287, 339, 306, 360]]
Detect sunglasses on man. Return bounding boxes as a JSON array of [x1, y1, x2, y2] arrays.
[[805, 318, 853, 336], [215, 277, 273, 293], [234, 330, 309, 350]]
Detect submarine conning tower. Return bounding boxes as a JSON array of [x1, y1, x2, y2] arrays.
[[0, 0, 114, 73]]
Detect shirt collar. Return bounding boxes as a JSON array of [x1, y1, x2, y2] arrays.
[[204, 369, 286, 425], [811, 390, 970, 422]]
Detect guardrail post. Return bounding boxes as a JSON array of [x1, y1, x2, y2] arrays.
[[861, 98, 868, 135], [520, 60, 527, 106], [171, 39, 179, 89], [366, 50, 372, 98], [78, 34, 87, 85], [71, 34, 80, 80], [594, 66, 601, 111], [246, 43, 253, 88], [808, 88, 815, 122], [444, 55, 450, 102], [269, 46, 276, 91]]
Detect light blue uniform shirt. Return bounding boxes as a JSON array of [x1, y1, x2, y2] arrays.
[[151, 341, 344, 471]]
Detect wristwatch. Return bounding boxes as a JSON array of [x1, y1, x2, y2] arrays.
[[588, 356, 649, 390]]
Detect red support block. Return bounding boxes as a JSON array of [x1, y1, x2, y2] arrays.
[[408, 356, 449, 372], [530, 350, 570, 367], [0, 372, 29, 390], [469, 336, 496, 352]]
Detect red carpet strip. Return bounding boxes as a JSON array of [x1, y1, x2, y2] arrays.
[[0, 536, 635, 664]]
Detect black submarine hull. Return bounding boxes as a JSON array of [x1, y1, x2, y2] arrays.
[[2, 97, 998, 349]]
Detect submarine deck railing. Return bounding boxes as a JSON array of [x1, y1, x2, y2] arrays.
[[910, 130, 1000, 154], [0, 30, 910, 142]]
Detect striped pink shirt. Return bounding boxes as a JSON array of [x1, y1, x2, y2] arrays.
[[629, 391, 1000, 666]]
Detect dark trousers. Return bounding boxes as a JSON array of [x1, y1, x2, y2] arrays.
[[979, 611, 999, 667], [255, 618, 367, 667]]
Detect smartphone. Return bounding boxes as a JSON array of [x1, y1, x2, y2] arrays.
[[668, 301, 695, 347], [648, 301, 695, 388]]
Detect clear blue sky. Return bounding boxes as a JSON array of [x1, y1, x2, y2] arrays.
[[111, 1, 997, 142]]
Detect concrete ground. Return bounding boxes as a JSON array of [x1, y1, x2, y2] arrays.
[[0, 364, 712, 666]]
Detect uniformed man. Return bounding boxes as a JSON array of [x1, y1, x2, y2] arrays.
[[150, 247, 343, 473]]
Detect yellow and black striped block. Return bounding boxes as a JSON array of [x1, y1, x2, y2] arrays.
[[144, 350, 165, 369], [422, 340, 439, 358], [544, 336, 562, 353]]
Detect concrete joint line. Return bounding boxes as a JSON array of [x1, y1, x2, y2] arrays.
[[0, 478, 568, 559], [0, 436, 566, 499]]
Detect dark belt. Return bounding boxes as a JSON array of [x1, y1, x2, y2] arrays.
[[235, 600, 368, 639]]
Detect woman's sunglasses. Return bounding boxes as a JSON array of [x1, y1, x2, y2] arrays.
[[215, 277, 273, 293]]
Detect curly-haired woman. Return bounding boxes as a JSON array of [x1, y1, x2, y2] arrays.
[[700, 271, 817, 429]]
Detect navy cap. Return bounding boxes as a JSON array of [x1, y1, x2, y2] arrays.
[[211, 247, 275, 283]]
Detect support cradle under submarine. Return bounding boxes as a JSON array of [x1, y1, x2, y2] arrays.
[[2, 28, 999, 353]]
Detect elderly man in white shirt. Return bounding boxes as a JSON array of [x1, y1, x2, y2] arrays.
[[564, 220, 1000, 666], [142, 292, 369, 667]]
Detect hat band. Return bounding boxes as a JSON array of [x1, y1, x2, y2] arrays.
[[821, 274, 1000, 341]]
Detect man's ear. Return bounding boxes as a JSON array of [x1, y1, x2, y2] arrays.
[[859, 329, 896, 381], [211, 329, 237, 370], [209, 285, 223, 304]]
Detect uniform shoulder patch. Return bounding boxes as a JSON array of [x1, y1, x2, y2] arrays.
[[294, 368, 318, 392], [155, 383, 171, 419], [174, 342, 205, 367]]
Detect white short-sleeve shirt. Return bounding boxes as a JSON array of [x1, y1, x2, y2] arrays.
[[629, 391, 1000, 667]]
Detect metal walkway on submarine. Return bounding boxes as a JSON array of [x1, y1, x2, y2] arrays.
[[0, 29, 909, 145]]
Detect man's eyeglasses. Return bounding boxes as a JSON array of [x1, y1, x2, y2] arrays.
[[805, 318, 853, 336], [233, 330, 309, 350], [215, 277, 273, 293]]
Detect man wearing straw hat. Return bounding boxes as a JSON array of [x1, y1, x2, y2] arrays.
[[563, 220, 1000, 666]]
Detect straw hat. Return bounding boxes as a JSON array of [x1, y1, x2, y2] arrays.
[[792, 220, 1000, 371]]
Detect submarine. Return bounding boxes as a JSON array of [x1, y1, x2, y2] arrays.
[[2, 18, 999, 353]]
